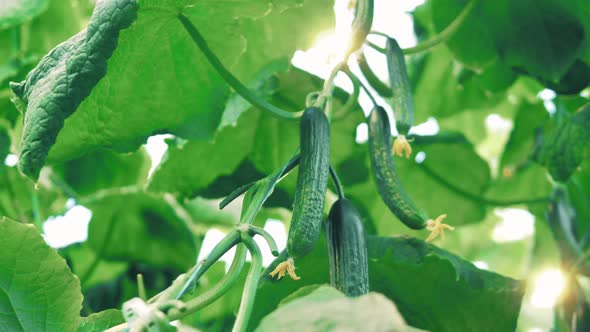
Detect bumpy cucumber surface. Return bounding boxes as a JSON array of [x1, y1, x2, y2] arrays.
[[386, 37, 414, 136], [367, 106, 427, 229], [287, 107, 330, 258], [326, 198, 369, 297]]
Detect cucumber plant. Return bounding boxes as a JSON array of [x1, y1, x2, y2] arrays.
[[2, 0, 585, 331]]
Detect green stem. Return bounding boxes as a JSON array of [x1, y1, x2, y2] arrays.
[[219, 154, 300, 210], [329, 165, 345, 200], [332, 69, 360, 121], [10, 27, 21, 59], [368, 0, 477, 55], [137, 274, 147, 301], [175, 229, 242, 299], [247, 226, 280, 256], [314, 63, 345, 113], [49, 173, 81, 202], [167, 245, 247, 319], [232, 234, 263, 332], [79, 213, 118, 285], [177, 14, 302, 120], [31, 191, 43, 230], [354, 70, 379, 108], [3, 171, 26, 222], [357, 53, 392, 98], [419, 163, 550, 206]]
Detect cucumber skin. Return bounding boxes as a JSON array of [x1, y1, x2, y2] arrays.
[[387, 37, 414, 136], [326, 199, 369, 297], [287, 107, 330, 258], [367, 106, 427, 229]]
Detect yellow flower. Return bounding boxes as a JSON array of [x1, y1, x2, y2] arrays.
[[425, 214, 454, 242], [393, 135, 412, 158], [269, 257, 300, 280]]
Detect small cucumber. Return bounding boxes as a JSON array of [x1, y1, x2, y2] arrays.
[[348, 0, 374, 55], [367, 106, 427, 229], [326, 198, 369, 297], [386, 37, 414, 136], [287, 107, 330, 259]]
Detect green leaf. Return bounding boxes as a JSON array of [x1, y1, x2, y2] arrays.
[[431, 0, 586, 82], [256, 234, 525, 332], [10, 0, 139, 180], [256, 286, 408, 332], [59, 243, 128, 290], [0, 0, 49, 29], [0, 217, 82, 332], [0, 166, 67, 222], [54, 148, 150, 197], [367, 236, 526, 332], [84, 189, 200, 270], [411, 46, 505, 122], [148, 104, 260, 197], [41, 0, 333, 171], [535, 102, 590, 181], [77, 309, 124, 332]]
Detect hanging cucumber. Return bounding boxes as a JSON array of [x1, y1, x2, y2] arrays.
[[386, 37, 414, 158], [367, 106, 452, 240], [270, 107, 330, 280], [326, 198, 369, 297], [347, 0, 374, 56]]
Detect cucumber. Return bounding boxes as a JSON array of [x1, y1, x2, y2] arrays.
[[326, 198, 369, 297], [287, 107, 330, 258], [367, 106, 427, 229], [348, 0, 374, 55], [386, 37, 414, 136]]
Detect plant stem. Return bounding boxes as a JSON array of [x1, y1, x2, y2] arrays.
[[219, 154, 300, 210], [177, 14, 302, 120], [79, 214, 118, 286], [367, 0, 477, 55], [175, 230, 242, 299], [419, 163, 550, 207], [167, 244, 247, 319], [329, 165, 345, 200], [357, 53, 392, 98], [248, 226, 280, 256], [232, 234, 263, 332], [332, 69, 360, 121], [352, 69, 379, 109], [137, 274, 147, 301]]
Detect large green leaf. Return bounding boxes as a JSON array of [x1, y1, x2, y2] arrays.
[[431, 0, 587, 82], [253, 234, 524, 332], [150, 65, 363, 200], [411, 46, 506, 122], [59, 243, 128, 290], [0, 166, 66, 222], [0, 0, 49, 30], [10, 0, 139, 180], [0, 217, 82, 332], [54, 148, 150, 197], [148, 100, 261, 197], [85, 189, 200, 270], [35, 0, 333, 172], [256, 286, 409, 332], [368, 236, 525, 332], [535, 102, 590, 182], [77, 309, 124, 332]]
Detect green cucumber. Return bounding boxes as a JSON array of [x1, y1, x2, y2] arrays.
[[367, 106, 427, 229], [348, 0, 374, 55], [287, 107, 330, 258], [386, 37, 414, 136], [326, 198, 369, 297]]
